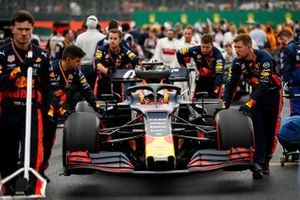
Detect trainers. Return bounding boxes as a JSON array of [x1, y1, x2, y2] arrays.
[[252, 163, 264, 179]]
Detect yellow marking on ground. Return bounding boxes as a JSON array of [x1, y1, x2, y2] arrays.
[[270, 162, 300, 166]]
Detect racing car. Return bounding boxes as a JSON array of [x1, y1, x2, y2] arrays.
[[62, 62, 255, 175]]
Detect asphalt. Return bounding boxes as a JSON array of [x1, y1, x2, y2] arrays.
[[44, 98, 300, 200]]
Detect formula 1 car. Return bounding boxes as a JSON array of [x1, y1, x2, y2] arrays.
[[62, 62, 254, 175]]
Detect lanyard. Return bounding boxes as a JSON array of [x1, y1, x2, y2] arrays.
[[108, 48, 120, 68], [12, 42, 32, 63], [59, 61, 69, 88]]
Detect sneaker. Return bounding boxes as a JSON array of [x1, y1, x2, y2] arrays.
[[252, 163, 263, 179]]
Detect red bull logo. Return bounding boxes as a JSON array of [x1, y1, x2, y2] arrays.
[[199, 67, 214, 76], [14, 76, 35, 88], [3, 89, 36, 99]]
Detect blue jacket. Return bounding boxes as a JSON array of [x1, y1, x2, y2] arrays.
[[279, 40, 300, 85], [223, 49, 281, 105], [176, 45, 225, 89]]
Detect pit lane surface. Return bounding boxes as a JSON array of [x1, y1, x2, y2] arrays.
[[45, 99, 299, 200]]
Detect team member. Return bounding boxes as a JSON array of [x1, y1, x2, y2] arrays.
[[277, 30, 300, 115], [176, 34, 225, 99], [222, 34, 282, 179], [41, 45, 102, 182], [76, 15, 105, 89], [95, 19, 130, 50], [151, 28, 181, 68], [178, 25, 197, 100], [53, 29, 74, 61], [0, 10, 51, 195], [94, 29, 140, 101]]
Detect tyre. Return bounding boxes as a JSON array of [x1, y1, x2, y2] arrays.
[[215, 109, 254, 150], [63, 112, 99, 153], [75, 100, 95, 113]]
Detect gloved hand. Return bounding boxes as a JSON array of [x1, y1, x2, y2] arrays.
[[239, 98, 256, 117], [106, 67, 116, 78], [47, 105, 57, 124], [9, 67, 22, 79], [58, 108, 71, 121], [211, 86, 220, 98], [62, 110, 72, 121], [239, 104, 253, 117], [214, 101, 229, 116], [93, 101, 105, 116]]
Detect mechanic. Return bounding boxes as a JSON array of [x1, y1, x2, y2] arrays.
[[95, 19, 130, 50], [41, 45, 102, 182], [277, 30, 300, 116], [52, 29, 75, 61], [75, 15, 105, 90], [94, 28, 140, 101], [222, 34, 282, 179], [0, 10, 51, 195], [176, 34, 225, 99]]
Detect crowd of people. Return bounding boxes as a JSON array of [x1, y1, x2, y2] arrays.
[[1, 8, 300, 196]]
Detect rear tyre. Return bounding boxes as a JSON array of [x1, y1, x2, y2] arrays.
[[215, 109, 254, 150]]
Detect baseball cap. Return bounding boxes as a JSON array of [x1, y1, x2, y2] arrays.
[[86, 15, 98, 29]]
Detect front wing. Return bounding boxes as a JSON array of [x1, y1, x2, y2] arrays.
[[64, 147, 254, 175]]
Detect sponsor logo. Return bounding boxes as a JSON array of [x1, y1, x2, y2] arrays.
[[7, 64, 16, 68], [50, 72, 55, 78], [41, 52, 48, 58], [35, 57, 42, 62], [95, 51, 102, 58], [262, 62, 270, 69], [128, 52, 136, 59], [260, 71, 270, 76], [14, 76, 35, 88], [216, 65, 224, 70], [180, 48, 188, 55], [80, 78, 87, 84], [216, 59, 223, 64], [7, 55, 15, 63]]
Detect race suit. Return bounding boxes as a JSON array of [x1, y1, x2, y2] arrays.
[[279, 40, 300, 115], [223, 49, 283, 167], [177, 45, 225, 99], [151, 37, 181, 68], [0, 42, 51, 195], [177, 39, 197, 100], [42, 60, 99, 172], [94, 43, 140, 101]]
